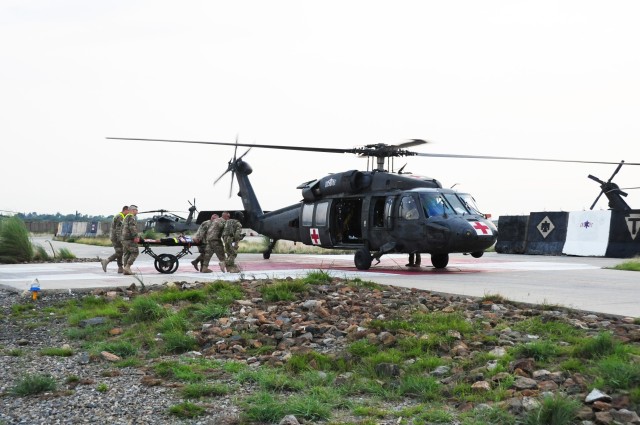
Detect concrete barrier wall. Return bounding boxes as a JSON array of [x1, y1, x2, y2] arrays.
[[606, 210, 640, 258], [562, 210, 611, 256], [524, 212, 569, 255], [496, 209, 640, 258], [495, 215, 529, 254]]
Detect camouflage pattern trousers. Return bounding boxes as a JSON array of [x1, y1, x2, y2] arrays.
[[106, 239, 124, 267], [121, 240, 139, 267], [202, 240, 225, 268], [223, 237, 238, 266]]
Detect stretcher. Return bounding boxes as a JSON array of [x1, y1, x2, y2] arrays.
[[141, 236, 201, 274]]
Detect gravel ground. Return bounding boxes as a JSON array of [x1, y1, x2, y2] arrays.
[[1, 278, 640, 425]]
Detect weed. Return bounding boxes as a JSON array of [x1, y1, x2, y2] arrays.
[[511, 340, 562, 362], [154, 361, 203, 382], [7, 348, 24, 356], [96, 382, 108, 393], [167, 402, 205, 419], [398, 375, 442, 401], [161, 330, 197, 354], [0, 216, 33, 262], [193, 302, 229, 321], [153, 288, 207, 304], [302, 269, 332, 285], [127, 297, 166, 322], [596, 354, 640, 390], [522, 393, 580, 425], [57, 247, 76, 259], [573, 332, 618, 359], [39, 347, 74, 357], [158, 313, 189, 333], [611, 259, 640, 271], [181, 383, 231, 398], [91, 341, 138, 358], [260, 280, 308, 302], [10, 373, 56, 396]]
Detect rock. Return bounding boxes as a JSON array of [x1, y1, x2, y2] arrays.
[[586, 388, 612, 404]]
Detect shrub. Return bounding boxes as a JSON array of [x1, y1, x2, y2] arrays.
[[10, 373, 56, 396], [0, 216, 33, 262]]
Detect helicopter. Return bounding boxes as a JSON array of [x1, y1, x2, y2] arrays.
[[108, 137, 640, 270], [140, 199, 199, 236], [588, 160, 639, 211]]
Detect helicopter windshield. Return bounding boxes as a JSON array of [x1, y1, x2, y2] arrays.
[[420, 192, 473, 217], [457, 193, 483, 215]]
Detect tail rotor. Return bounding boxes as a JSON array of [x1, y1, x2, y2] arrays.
[[213, 136, 252, 198]]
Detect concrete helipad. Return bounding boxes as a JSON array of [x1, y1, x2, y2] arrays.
[[1, 237, 638, 318]]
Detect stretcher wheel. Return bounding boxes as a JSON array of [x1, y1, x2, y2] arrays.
[[154, 254, 179, 274]]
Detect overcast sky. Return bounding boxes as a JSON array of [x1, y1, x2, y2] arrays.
[[1, 1, 639, 220]]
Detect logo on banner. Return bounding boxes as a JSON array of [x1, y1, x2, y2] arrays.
[[626, 214, 640, 240], [471, 221, 492, 235], [580, 220, 593, 229], [310, 228, 321, 245], [537, 216, 555, 239]]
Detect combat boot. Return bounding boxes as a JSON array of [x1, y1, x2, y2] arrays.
[[101, 259, 108, 272], [218, 261, 227, 273], [117, 266, 124, 274], [191, 259, 200, 271], [200, 267, 213, 273], [123, 265, 133, 275]]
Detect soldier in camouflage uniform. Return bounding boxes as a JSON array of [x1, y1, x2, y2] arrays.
[[191, 213, 218, 271], [222, 211, 244, 273], [101, 205, 128, 273], [121, 204, 140, 275], [200, 212, 227, 273]]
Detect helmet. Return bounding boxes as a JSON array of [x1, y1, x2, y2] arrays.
[[234, 211, 244, 221]]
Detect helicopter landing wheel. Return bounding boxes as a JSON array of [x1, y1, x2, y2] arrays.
[[354, 248, 372, 270], [263, 251, 271, 260], [431, 253, 449, 269], [154, 254, 179, 274], [471, 251, 484, 258]]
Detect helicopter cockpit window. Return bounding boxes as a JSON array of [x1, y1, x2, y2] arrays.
[[315, 202, 329, 226], [420, 193, 447, 217], [302, 203, 314, 226], [458, 193, 483, 215], [443, 193, 470, 215], [399, 196, 420, 220]]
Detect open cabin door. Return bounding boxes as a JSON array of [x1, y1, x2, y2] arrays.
[[331, 197, 364, 245]]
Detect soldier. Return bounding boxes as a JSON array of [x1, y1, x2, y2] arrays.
[[191, 213, 218, 271], [101, 205, 128, 273], [223, 211, 244, 273], [406, 252, 421, 267], [200, 212, 227, 273], [121, 204, 140, 275]]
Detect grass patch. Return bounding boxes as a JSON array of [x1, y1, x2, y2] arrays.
[[611, 258, 640, 271], [260, 279, 308, 302], [10, 373, 56, 396], [182, 382, 232, 398], [161, 330, 197, 354], [127, 297, 166, 322], [168, 401, 205, 419], [522, 393, 580, 425], [39, 347, 74, 357], [0, 216, 33, 262]]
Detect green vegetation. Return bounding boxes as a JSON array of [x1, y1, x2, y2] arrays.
[[39, 347, 74, 357], [10, 373, 57, 396], [7, 272, 640, 424], [0, 216, 33, 263], [611, 257, 640, 271]]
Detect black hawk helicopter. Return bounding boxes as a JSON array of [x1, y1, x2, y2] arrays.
[[588, 160, 640, 211], [140, 199, 199, 236], [108, 137, 640, 270]]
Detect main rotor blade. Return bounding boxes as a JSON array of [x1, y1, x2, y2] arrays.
[[590, 190, 605, 210], [108, 137, 357, 155], [415, 152, 640, 166], [397, 139, 429, 149]]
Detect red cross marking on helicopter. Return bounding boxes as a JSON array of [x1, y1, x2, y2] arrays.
[[472, 221, 491, 235], [310, 228, 321, 245]]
